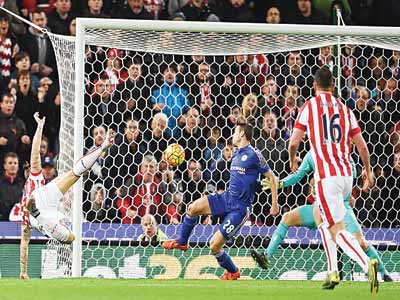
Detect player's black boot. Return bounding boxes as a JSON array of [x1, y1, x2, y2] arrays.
[[383, 274, 393, 282], [250, 249, 270, 269]]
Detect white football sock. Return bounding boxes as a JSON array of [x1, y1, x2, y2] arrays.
[[336, 229, 370, 273], [319, 224, 338, 274], [72, 146, 103, 176]]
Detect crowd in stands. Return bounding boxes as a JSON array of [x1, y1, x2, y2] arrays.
[[0, 0, 399, 229]]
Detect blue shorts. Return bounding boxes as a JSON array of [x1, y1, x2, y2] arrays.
[[297, 205, 318, 230], [208, 192, 250, 240]]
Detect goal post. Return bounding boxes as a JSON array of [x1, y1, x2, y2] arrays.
[[46, 18, 400, 279]]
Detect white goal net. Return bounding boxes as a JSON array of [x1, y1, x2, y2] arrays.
[[48, 20, 399, 280]]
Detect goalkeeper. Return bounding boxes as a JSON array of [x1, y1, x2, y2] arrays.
[[20, 113, 114, 280], [251, 151, 392, 288]]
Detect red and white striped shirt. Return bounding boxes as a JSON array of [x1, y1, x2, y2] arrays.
[[294, 92, 361, 181], [20, 170, 45, 226]]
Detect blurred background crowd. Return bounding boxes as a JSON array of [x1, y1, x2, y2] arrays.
[[0, 0, 399, 230]]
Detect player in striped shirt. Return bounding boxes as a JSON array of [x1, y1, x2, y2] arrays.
[[287, 67, 378, 293], [20, 113, 114, 280], [250, 151, 392, 288]]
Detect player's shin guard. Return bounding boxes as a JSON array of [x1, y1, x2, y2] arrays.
[[214, 250, 238, 273], [177, 215, 198, 246], [266, 222, 289, 258], [336, 230, 369, 273], [72, 146, 103, 177], [319, 224, 338, 274], [365, 245, 386, 277]]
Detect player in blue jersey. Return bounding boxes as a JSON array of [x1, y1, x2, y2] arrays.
[[162, 116, 279, 280], [251, 151, 393, 287]]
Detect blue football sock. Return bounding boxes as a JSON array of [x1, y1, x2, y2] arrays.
[[214, 250, 238, 273], [266, 222, 289, 258], [365, 245, 386, 276], [177, 215, 198, 246]]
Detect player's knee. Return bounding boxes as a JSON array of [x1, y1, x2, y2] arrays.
[[187, 204, 195, 216], [358, 237, 368, 250], [282, 212, 291, 225], [210, 240, 222, 254], [65, 233, 75, 244]]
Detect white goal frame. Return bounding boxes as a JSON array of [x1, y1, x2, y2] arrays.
[[72, 18, 400, 277]]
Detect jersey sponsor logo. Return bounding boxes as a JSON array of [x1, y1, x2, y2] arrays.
[[231, 166, 246, 174]]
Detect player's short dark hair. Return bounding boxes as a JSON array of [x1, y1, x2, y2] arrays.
[[236, 115, 253, 141], [3, 152, 18, 163], [315, 66, 333, 90]]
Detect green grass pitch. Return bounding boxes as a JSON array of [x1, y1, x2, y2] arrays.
[[0, 279, 398, 300]]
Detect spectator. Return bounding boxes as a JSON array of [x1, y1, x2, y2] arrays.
[[40, 135, 52, 159], [86, 125, 106, 178], [165, 191, 183, 224], [143, 0, 167, 20], [316, 46, 334, 71], [290, 0, 328, 25], [366, 56, 391, 92], [83, 0, 109, 18], [103, 118, 147, 198], [203, 127, 224, 171], [256, 111, 288, 178], [114, 60, 152, 126], [389, 50, 400, 80], [84, 183, 115, 222], [180, 0, 219, 21], [116, 155, 163, 224], [182, 158, 206, 210], [353, 86, 387, 167], [176, 106, 206, 162], [329, 0, 352, 25], [19, 0, 56, 15], [0, 11, 18, 90], [241, 92, 261, 129], [15, 70, 44, 138], [10, 52, 40, 93], [218, 0, 254, 23], [84, 77, 113, 130], [0, 93, 30, 164], [259, 75, 282, 119], [208, 141, 233, 192], [276, 51, 312, 99], [41, 155, 56, 183], [221, 105, 240, 139], [137, 214, 168, 242], [103, 48, 128, 87], [47, 0, 74, 35], [281, 85, 301, 139], [0, 1, 25, 36], [168, 0, 189, 17], [20, 9, 57, 80], [151, 65, 191, 135], [265, 6, 280, 24], [68, 17, 76, 36], [0, 152, 24, 221], [113, 0, 154, 19], [143, 112, 169, 161]]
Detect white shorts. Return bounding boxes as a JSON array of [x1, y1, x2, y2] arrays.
[[31, 181, 71, 243], [32, 181, 64, 211], [315, 176, 353, 228]]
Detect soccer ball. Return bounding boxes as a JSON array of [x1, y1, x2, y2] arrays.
[[164, 143, 185, 167]]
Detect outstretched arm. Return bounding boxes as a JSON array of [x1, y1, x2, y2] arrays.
[[265, 170, 279, 216], [30, 113, 46, 174], [351, 132, 373, 192], [20, 224, 31, 280], [288, 128, 305, 172], [281, 153, 313, 188]]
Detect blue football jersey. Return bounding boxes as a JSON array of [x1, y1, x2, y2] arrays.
[[227, 145, 270, 210]]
